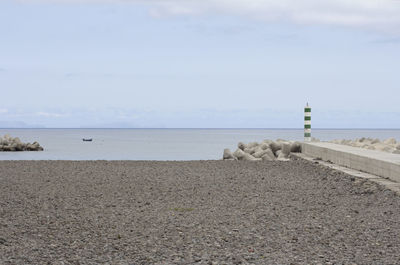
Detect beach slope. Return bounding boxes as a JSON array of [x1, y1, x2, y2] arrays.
[[1, 159, 400, 264]]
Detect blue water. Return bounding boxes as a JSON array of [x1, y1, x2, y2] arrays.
[[0, 129, 399, 160]]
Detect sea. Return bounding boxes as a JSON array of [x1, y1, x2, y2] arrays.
[[0, 129, 399, 160]]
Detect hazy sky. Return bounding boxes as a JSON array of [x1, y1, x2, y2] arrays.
[[1, 0, 399, 128]]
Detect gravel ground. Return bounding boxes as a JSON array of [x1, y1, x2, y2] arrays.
[[1, 159, 400, 264]]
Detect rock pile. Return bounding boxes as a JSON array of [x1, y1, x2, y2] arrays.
[[330, 137, 400, 154], [223, 139, 301, 161], [0, 135, 44, 152]]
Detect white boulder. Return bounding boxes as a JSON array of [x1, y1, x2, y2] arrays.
[[259, 143, 270, 150], [269, 141, 281, 153], [244, 147, 256, 155], [261, 149, 276, 161], [290, 142, 302, 153], [243, 154, 261, 161], [384, 138, 397, 145], [225, 139, 304, 162], [0, 135, 44, 152], [371, 138, 380, 144], [281, 143, 292, 157], [233, 148, 246, 160], [238, 142, 246, 151], [277, 152, 290, 161], [253, 149, 270, 158], [247, 142, 259, 149], [223, 149, 235, 160]]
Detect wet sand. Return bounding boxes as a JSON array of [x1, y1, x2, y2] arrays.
[[1, 159, 400, 264]]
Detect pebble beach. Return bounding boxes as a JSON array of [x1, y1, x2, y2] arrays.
[[1, 159, 400, 264]]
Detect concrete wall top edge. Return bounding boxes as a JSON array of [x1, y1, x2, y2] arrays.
[[303, 142, 400, 165]]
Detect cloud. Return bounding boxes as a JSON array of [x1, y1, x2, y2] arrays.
[[370, 37, 400, 44], [35, 112, 67, 118], [15, 0, 400, 33], [0, 108, 8, 114], [64, 72, 114, 79]]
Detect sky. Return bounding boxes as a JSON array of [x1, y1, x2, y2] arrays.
[[0, 0, 399, 128]]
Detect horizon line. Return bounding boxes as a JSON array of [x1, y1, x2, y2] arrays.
[[1, 128, 400, 130]]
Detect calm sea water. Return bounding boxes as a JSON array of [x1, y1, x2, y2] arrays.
[[0, 129, 399, 160]]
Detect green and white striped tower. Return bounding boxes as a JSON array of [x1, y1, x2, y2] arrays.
[[304, 103, 311, 141]]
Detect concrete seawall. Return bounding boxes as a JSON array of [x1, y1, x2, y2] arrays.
[[302, 142, 400, 183]]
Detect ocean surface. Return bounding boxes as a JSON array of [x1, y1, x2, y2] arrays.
[[0, 129, 399, 160]]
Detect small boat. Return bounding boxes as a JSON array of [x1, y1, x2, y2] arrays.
[[82, 138, 93, 142]]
